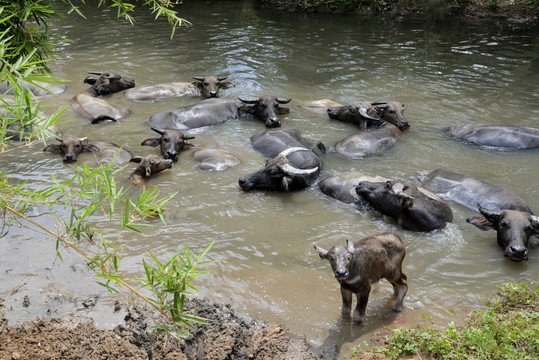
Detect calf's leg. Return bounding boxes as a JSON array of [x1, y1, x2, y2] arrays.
[[340, 287, 353, 317], [390, 273, 408, 312], [353, 283, 371, 324]]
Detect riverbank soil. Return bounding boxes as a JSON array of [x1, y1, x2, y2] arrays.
[[0, 298, 330, 359]]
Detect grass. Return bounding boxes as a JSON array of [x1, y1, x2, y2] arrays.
[[350, 280, 539, 359]]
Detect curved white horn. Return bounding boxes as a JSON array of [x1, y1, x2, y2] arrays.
[[279, 163, 318, 175], [277, 147, 309, 158]]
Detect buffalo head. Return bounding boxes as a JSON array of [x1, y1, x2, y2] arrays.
[[327, 101, 383, 128], [314, 240, 355, 281], [43, 136, 98, 162], [83, 71, 135, 96], [238, 95, 291, 128], [141, 127, 195, 162], [373, 102, 409, 130], [467, 204, 539, 262], [238, 147, 319, 192], [192, 76, 234, 98]]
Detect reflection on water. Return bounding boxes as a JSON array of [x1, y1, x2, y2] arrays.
[[1, 1, 538, 357]]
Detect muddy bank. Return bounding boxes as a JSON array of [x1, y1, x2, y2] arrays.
[[0, 298, 334, 359]]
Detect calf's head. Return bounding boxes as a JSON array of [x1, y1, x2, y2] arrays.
[[467, 204, 539, 262], [356, 180, 412, 217], [238, 95, 291, 128], [192, 76, 234, 98], [327, 101, 383, 128], [238, 147, 318, 192], [130, 154, 173, 178], [43, 136, 98, 162], [83, 71, 135, 96], [373, 102, 409, 130], [141, 127, 195, 162], [314, 240, 355, 281]]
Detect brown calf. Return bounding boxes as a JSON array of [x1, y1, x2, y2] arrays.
[[128, 154, 173, 186], [314, 231, 408, 324]]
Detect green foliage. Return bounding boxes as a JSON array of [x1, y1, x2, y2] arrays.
[[350, 280, 539, 360]]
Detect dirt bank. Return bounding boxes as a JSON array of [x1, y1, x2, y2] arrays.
[[0, 298, 334, 359]]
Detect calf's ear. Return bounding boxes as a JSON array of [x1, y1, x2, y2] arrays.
[[141, 138, 160, 147], [277, 106, 290, 115], [221, 81, 235, 89], [466, 216, 495, 231], [314, 244, 328, 259], [346, 239, 355, 253], [130, 156, 143, 163], [43, 144, 61, 153]]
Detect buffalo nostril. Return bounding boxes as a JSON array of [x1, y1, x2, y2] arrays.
[[64, 155, 76, 162], [238, 177, 246, 186]]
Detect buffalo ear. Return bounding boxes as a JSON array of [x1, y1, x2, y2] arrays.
[[182, 143, 195, 150], [346, 239, 355, 253], [221, 81, 235, 89], [43, 144, 61, 153], [277, 106, 290, 115], [314, 244, 328, 259], [467, 216, 495, 231], [130, 156, 143, 163], [191, 80, 203, 90], [141, 138, 160, 147], [85, 143, 99, 152], [83, 76, 97, 85]]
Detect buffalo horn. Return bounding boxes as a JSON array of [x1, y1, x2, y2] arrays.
[[279, 163, 318, 175], [237, 96, 259, 104], [530, 215, 539, 228], [392, 182, 414, 200], [277, 98, 292, 104], [358, 108, 381, 121], [55, 137, 63, 143], [218, 76, 228, 81], [192, 76, 204, 81], [87, 72, 103, 75], [373, 104, 389, 110], [151, 127, 165, 135], [277, 147, 309, 158], [477, 204, 502, 220], [371, 101, 388, 106]]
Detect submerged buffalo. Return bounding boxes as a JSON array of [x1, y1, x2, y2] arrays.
[[128, 154, 173, 186], [124, 75, 234, 102], [314, 232, 408, 324], [141, 127, 195, 162], [43, 136, 133, 166], [448, 121, 539, 150], [192, 148, 241, 171], [318, 171, 389, 205], [332, 102, 410, 159], [238, 129, 323, 192], [422, 169, 532, 213], [147, 96, 291, 131], [71, 71, 135, 124], [356, 180, 453, 232], [0, 79, 66, 97], [467, 205, 539, 262]]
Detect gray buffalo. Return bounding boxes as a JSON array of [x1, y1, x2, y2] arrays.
[[238, 129, 323, 192], [128, 154, 173, 186], [318, 171, 389, 205], [141, 127, 195, 162], [43, 136, 133, 166], [332, 102, 410, 159], [124, 75, 234, 102], [355, 180, 453, 232], [192, 148, 241, 171], [422, 169, 532, 213], [147, 96, 291, 131], [71, 71, 135, 124], [0, 79, 66, 97], [448, 121, 539, 150], [467, 205, 539, 262], [314, 232, 408, 324]]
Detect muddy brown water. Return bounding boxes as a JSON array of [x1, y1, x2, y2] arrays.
[[1, 1, 538, 358]]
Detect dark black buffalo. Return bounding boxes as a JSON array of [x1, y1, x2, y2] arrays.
[[141, 127, 195, 162], [124, 75, 234, 102], [331, 102, 410, 159], [422, 169, 532, 213], [238, 129, 323, 192], [147, 96, 291, 131], [448, 122, 539, 150], [467, 205, 538, 262], [43, 136, 133, 166], [71, 71, 135, 124], [355, 180, 453, 232]]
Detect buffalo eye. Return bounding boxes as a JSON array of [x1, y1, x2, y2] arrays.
[[203, 82, 209, 86], [268, 168, 279, 176], [328, 255, 335, 261], [163, 137, 170, 143], [498, 220, 509, 229], [346, 255, 351, 261], [75, 144, 81, 148], [349, 108, 356, 113]]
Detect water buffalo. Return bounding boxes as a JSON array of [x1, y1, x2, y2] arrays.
[[333, 102, 410, 159], [448, 121, 539, 150], [70, 71, 135, 124], [318, 171, 389, 205], [124, 75, 234, 102], [147, 96, 291, 131], [327, 101, 388, 129], [128, 154, 173, 186], [141, 127, 195, 162], [355, 180, 453, 232], [421, 169, 532, 213], [298, 99, 343, 115], [43, 136, 133, 166], [238, 129, 323, 192], [467, 205, 539, 262], [314, 232, 408, 324], [0, 79, 66, 97], [192, 148, 241, 171]]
